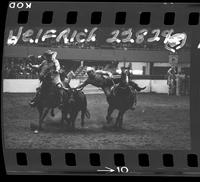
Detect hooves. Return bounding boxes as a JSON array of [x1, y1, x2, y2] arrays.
[[106, 116, 113, 124], [81, 122, 85, 128], [30, 123, 43, 133], [30, 123, 41, 131], [113, 124, 123, 129]]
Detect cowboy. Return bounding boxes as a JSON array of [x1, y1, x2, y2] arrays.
[[76, 67, 114, 98], [167, 65, 177, 84], [29, 50, 66, 108], [167, 65, 177, 86], [167, 65, 177, 95]]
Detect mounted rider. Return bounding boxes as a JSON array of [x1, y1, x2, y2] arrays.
[[29, 50, 68, 108]]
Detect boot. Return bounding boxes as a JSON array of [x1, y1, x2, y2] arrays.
[[29, 100, 36, 107], [29, 94, 40, 107], [29, 87, 41, 107]]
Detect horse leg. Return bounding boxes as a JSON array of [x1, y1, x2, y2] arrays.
[[118, 110, 125, 128], [60, 108, 65, 127], [106, 106, 114, 124], [134, 93, 137, 107], [115, 111, 121, 128], [115, 110, 125, 128], [38, 107, 43, 130], [71, 111, 78, 129], [40, 108, 50, 128], [38, 107, 49, 130], [81, 110, 85, 128]]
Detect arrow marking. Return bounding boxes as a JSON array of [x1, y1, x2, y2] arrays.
[[97, 167, 115, 173]]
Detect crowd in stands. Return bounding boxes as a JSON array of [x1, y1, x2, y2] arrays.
[[3, 57, 116, 79], [3, 57, 38, 79]]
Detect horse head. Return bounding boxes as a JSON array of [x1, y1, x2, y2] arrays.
[[120, 70, 129, 86]]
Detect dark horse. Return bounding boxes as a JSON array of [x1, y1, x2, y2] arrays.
[[62, 88, 90, 129], [34, 71, 65, 130], [106, 71, 137, 128]]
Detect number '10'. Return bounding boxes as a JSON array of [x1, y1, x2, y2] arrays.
[[116, 166, 129, 173]]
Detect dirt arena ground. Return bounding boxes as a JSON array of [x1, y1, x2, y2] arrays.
[[3, 93, 191, 150]]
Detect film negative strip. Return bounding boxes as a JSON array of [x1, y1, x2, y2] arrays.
[[2, 1, 200, 176]]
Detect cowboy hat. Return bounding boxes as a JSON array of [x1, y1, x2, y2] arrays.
[[86, 67, 95, 73], [42, 50, 54, 59]]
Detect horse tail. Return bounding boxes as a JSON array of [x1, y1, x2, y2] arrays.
[[85, 109, 90, 119]]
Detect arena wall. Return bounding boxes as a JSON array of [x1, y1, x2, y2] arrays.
[[3, 79, 168, 93], [4, 46, 190, 63]]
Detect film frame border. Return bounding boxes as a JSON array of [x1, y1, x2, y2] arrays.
[[2, 2, 200, 175]]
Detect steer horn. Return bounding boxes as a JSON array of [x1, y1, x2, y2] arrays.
[[76, 87, 83, 91], [63, 87, 69, 91]]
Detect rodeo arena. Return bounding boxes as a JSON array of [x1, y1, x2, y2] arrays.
[[3, 27, 191, 150]]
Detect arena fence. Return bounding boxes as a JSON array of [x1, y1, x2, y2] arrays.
[[3, 79, 169, 94]]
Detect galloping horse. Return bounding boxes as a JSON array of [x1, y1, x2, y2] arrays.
[[34, 71, 66, 130], [106, 71, 137, 128]]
